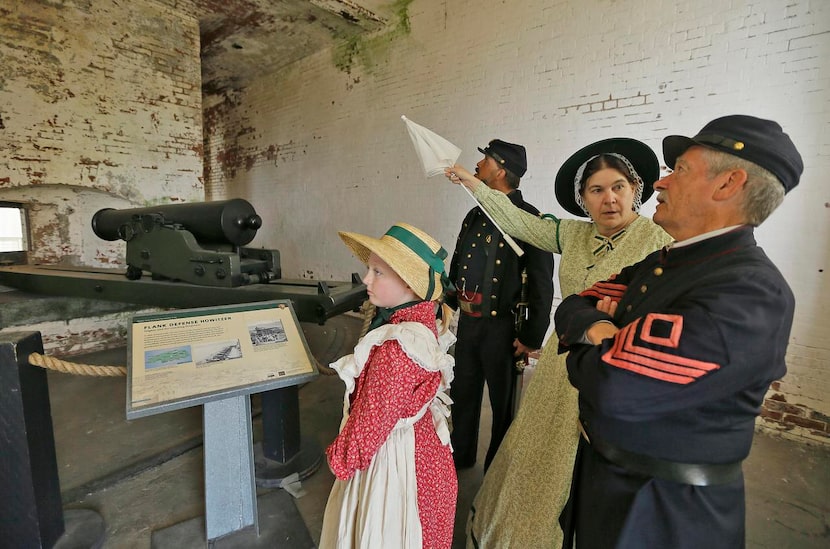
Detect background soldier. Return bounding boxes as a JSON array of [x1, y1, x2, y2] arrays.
[[447, 139, 554, 470]]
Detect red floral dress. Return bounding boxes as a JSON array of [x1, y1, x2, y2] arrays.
[[321, 301, 457, 548]]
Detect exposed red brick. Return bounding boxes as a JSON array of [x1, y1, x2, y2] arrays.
[[764, 400, 806, 416], [760, 408, 783, 421], [782, 415, 827, 432], [811, 410, 830, 423]]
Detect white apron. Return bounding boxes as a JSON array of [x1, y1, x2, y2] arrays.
[[319, 322, 455, 549]]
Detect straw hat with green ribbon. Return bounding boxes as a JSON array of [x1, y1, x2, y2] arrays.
[[339, 222, 452, 302]]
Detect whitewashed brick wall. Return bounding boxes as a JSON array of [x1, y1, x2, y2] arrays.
[[0, 0, 204, 266], [0, 0, 204, 351], [207, 0, 830, 444]]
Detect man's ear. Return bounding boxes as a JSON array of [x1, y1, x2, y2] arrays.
[[713, 168, 748, 201]]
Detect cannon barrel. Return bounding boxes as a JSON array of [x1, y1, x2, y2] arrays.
[[92, 199, 262, 246]]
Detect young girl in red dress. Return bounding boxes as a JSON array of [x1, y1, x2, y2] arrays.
[[319, 222, 457, 549]]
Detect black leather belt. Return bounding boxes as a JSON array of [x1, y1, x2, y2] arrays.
[[584, 426, 743, 487]]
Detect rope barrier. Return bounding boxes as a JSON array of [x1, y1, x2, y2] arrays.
[[26, 304, 377, 379], [316, 299, 375, 376], [27, 352, 127, 377], [315, 356, 337, 376]]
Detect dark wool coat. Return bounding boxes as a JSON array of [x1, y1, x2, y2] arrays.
[[555, 226, 795, 548]]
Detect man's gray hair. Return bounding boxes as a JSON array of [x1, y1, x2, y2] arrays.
[[504, 169, 521, 190], [701, 148, 785, 226]]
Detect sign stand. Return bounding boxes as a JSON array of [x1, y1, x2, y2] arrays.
[[127, 300, 318, 544], [203, 395, 258, 540]]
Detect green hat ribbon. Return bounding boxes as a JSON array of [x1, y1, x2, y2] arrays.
[[385, 225, 450, 300]]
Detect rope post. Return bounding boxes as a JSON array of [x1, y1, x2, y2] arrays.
[[1, 332, 106, 548], [0, 331, 64, 547]]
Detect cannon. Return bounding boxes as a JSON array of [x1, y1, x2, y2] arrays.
[[0, 197, 366, 323], [91, 199, 280, 287]]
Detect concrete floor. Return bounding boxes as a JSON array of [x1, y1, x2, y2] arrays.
[[32, 314, 830, 548]]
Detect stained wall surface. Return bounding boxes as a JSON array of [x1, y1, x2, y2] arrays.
[[0, 0, 204, 353], [204, 0, 830, 444], [0, 0, 827, 444], [0, 0, 204, 267]]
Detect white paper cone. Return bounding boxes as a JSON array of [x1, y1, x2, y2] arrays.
[[399, 115, 524, 256], [401, 115, 462, 177]]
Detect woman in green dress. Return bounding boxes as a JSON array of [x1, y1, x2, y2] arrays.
[[445, 138, 673, 548]]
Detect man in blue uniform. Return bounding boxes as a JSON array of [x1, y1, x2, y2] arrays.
[[555, 115, 803, 548], [448, 139, 554, 470]]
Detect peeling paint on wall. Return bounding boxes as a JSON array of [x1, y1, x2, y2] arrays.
[[0, 312, 137, 357], [196, 0, 385, 98], [0, 0, 205, 264], [332, 0, 413, 74], [560, 92, 651, 115], [0, 185, 138, 267], [214, 140, 307, 179]]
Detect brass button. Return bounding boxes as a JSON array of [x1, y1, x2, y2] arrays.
[[499, 243, 504, 248], [653, 267, 663, 276], [495, 259, 501, 265], [482, 222, 487, 227], [463, 265, 467, 270], [491, 295, 497, 299], [472, 243, 476, 247], [491, 311, 497, 317], [640, 285, 647, 293], [626, 305, 632, 312], [492, 277, 498, 283], [477, 232, 481, 237], [467, 253, 472, 258]]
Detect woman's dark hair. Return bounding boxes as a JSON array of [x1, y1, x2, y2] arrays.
[[578, 154, 636, 194]]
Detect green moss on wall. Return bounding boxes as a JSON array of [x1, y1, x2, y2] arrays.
[[333, 0, 414, 74]]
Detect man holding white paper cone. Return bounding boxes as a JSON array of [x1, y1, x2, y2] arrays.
[[447, 139, 554, 471]]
